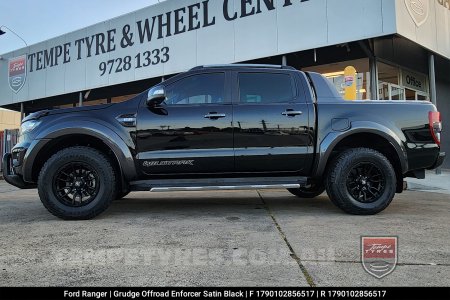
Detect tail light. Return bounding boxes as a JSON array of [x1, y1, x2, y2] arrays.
[[429, 111, 442, 146]]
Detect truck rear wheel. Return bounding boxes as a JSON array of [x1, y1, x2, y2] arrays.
[[287, 182, 325, 198], [37, 146, 116, 220], [325, 148, 396, 215]]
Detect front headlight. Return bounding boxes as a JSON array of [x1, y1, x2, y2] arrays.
[[20, 120, 41, 135]]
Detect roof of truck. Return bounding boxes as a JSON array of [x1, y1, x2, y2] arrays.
[[189, 64, 296, 71]]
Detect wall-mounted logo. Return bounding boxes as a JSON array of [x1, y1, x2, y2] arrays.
[[361, 236, 398, 279], [8, 55, 27, 93], [405, 0, 429, 27], [437, 0, 450, 11]]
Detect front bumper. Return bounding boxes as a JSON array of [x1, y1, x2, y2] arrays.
[[2, 153, 36, 189], [430, 152, 445, 169]]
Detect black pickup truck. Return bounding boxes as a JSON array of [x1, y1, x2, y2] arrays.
[[3, 64, 445, 219]]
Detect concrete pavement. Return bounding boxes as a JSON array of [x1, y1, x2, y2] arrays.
[[0, 180, 449, 286], [407, 170, 450, 195]]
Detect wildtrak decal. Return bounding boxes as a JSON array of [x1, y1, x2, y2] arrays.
[[143, 160, 194, 167]]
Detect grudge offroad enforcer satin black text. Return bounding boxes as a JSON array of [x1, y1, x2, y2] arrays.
[[3, 64, 445, 219]]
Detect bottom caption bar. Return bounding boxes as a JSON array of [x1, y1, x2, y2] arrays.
[[0, 287, 448, 300]]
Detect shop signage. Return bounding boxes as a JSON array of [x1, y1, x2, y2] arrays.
[[401, 70, 427, 92], [8, 55, 27, 93], [25, 0, 311, 76]]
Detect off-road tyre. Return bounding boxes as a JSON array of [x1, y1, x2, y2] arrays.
[[38, 146, 116, 220], [325, 148, 396, 215]]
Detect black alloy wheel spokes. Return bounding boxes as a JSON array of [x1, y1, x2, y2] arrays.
[[346, 162, 385, 203], [53, 162, 100, 207]]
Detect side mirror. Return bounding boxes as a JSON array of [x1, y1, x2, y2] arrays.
[[147, 86, 166, 107]]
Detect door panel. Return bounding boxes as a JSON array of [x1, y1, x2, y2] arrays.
[[233, 71, 312, 174], [233, 104, 311, 173], [136, 105, 233, 175], [136, 72, 233, 176]]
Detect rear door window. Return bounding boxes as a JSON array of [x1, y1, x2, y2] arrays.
[[238, 73, 295, 104]]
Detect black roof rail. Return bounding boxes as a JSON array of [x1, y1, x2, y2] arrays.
[[189, 64, 296, 71]]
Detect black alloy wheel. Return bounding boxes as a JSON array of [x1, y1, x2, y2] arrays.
[[345, 162, 385, 203], [38, 146, 116, 220], [53, 162, 100, 207], [325, 148, 396, 215]]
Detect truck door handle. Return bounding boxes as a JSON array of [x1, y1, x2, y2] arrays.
[[204, 112, 226, 120], [281, 109, 302, 117]]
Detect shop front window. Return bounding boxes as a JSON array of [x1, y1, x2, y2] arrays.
[[378, 62, 429, 101], [303, 58, 371, 100], [416, 92, 428, 101], [379, 82, 405, 101]]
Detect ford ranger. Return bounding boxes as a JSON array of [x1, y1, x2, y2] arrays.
[[2, 64, 445, 219]]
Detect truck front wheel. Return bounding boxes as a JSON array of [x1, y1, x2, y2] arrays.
[[37, 146, 116, 220], [325, 148, 396, 215]]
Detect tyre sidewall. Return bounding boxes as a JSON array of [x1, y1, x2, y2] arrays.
[[328, 149, 396, 214], [38, 147, 115, 219]]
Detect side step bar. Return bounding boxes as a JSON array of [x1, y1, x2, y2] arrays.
[[130, 177, 308, 192], [150, 184, 301, 192]]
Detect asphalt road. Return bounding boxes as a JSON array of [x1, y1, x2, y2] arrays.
[[0, 180, 449, 287]]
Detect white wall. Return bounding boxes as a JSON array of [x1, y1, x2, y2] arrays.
[[396, 0, 450, 59]]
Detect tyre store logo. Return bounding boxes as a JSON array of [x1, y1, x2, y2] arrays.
[[8, 55, 27, 93], [405, 0, 429, 27], [361, 236, 398, 278]]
